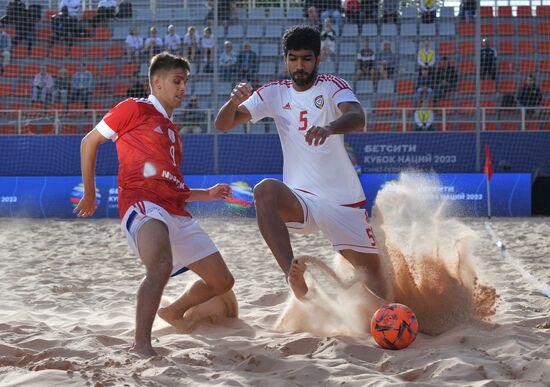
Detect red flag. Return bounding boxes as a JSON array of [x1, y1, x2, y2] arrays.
[[483, 144, 494, 182]]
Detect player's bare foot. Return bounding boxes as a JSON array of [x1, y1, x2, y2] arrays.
[[288, 259, 308, 299], [158, 307, 195, 332], [129, 343, 158, 357]]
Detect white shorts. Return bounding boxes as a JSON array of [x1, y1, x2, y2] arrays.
[[121, 201, 219, 277], [285, 189, 378, 254]]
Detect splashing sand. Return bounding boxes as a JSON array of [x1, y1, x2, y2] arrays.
[[276, 173, 498, 336]]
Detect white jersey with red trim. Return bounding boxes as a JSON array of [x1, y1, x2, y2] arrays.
[[242, 74, 366, 206]]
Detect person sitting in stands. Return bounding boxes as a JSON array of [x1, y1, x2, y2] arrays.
[[414, 99, 435, 131], [377, 40, 397, 80], [126, 74, 147, 99], [179, 95, 207, 134], [125, 27, 143, 63], [144, 27, 163, 58], [420, 0, 437, 23], [517, 74, 543, 118], [183, 26, 199, 63], [356, 37, 376, 80], [71, 63, 94, 108], [52, 65, 70, 105], [32, 65, 53, 103], [164, 24, 181, 55], [433, 56, 457, 103], [417, 39, 436, 69], [219, 40, 237, 81]]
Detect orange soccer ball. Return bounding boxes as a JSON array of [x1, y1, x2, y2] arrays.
[[371, 303, 418, 350]]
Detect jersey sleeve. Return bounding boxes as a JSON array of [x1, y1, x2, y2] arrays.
[[241, 84, 273, 123], [330, 77, 360, 106], [96, 98, 139, 140]]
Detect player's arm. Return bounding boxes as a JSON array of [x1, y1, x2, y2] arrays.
[[188, 184, 232, 201], [305, 102, 365, 146], [73, 128, 109, 217], [215, 83, 253, 132]]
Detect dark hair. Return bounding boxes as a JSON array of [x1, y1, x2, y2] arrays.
[[149, 52, 190, 80], [282, 25, 320, 57]]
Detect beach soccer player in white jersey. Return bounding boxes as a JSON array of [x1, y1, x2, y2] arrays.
[[215, 25, 389, 301], [74, 52, 236, 357]]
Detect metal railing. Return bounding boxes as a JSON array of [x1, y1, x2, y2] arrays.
[[0, 106, 547, 134]]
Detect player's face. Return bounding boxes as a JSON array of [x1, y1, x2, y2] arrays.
[[156, 67, 189, 111], [285, 49, 319, 88]]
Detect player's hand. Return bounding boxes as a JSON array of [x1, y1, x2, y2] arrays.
[[73, 194, 97, 218], [229, 83, 252, 107], [304, 126, 332, 146], [208, 183, 232, 200]]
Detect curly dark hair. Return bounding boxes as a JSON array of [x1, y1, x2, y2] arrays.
[[282, 25, 321, 57]]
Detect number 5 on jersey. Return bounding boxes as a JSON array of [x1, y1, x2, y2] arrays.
[[298, 110, 308, 131]]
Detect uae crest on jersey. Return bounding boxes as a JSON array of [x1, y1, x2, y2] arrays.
[[314, 95, 324, 109]]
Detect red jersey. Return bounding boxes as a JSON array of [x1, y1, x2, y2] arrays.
[[96, 95, 191, 218]]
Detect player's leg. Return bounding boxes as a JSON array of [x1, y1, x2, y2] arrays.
[[132, 218, 173, 356], [253, 178, 308, 297], [314, 204, 389, 301], [339, 249, 389, 301], [157, 251, 235, 331]]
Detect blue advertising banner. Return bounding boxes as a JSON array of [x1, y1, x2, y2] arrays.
[[0, 133, 549, 175], [0, 173, 531, 218]]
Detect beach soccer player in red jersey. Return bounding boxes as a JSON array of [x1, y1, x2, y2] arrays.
[[74, 52, 236, 357], [215, 25, 389, 302]]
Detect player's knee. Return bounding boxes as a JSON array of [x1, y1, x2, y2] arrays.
[[146, 254, 173, 281], [253, 179, 278, 206], [210, 273, 234, 296]]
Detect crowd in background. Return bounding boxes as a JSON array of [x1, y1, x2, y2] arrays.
[[0, 0, 547, 132]]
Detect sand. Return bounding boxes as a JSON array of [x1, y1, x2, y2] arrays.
[[1, 177, 549, 386]]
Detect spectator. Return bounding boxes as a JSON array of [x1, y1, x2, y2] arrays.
[[417, 39, 436, 69], [0, 25, 11, 74], [200, 27, 215, 73], [237, 41, 258, 83], [433, 56, 457, 103], [320, 17, 337, 61], [219, 40, 236, 81], [3, 0, 31, 47], [51, 6, 72, 41], [459, 0, 477, 23], [377, 40, 397, 80], [126, 75, 147, 99], [91, 0, 117, 27], [382, 0, 399, 24], [344, 0, 361, 24], [363, 0, 379, 23], [179, 95, 207, 134], [420, 0, 438, 23], [318, 0, 341, 31], [52, 66, 70, 105], [306, 6, 322, 30], [59, 0, 81, 18], [480, 38, 497, 80], [164, 24, 181, 55], [228, 1, 240, 25], [125, 27, 143, 63], [144, 27, 163, 58], [31, 66, 54, 103], [414, 100, 435, 131], [415, 66, 434, 103], [356, 37, 375, 80], [304, 0, 319, 17], [71, 63, 93, 108], [517, 75, 543, 118], [205, 0, 233, 29], [183, 26, 199, 63]]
